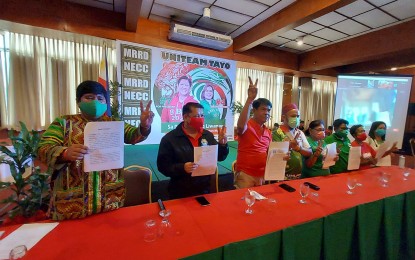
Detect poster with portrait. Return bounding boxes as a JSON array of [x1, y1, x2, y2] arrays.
[[116, 40, 236, 144]]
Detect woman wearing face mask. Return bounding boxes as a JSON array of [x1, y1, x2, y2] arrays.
[[368, 121, 397, 166], [38, 81, 154, 220], [302, 120, 331, 178], [350, 124, 377, 170]]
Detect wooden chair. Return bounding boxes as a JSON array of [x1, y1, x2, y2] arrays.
[[123, 165, 152, 207], [210, 167, 219, 193], [410, 138, 415, 168]]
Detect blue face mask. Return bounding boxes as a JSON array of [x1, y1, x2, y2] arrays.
[[375, 129, 386, 137]]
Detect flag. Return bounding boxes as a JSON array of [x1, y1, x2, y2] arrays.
[[98, 44, 112, 117]]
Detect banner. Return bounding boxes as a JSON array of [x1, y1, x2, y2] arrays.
[[116, 40, 236, 144]]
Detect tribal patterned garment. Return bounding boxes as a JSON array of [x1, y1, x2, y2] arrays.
[[38, 114, 148, 220]]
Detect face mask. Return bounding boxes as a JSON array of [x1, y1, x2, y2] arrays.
[[375, 129, 386, 137], [189, 117, 204, 132], [314, 131, 325, 140], [288, 117, 299, 129], [356, 132, 367, 141], [336, 130, 349, 138], [79, 100, 107, 118]]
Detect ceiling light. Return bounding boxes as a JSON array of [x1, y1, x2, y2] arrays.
[[296, 36, 304, 46], [391, 67, 397, 71], [203, 7, 211, 18]]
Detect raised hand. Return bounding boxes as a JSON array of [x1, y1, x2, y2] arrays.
[[217, 125, 227, 145], [314, 140, 323, 157], [289, 132, 301, 151], [247, 76, 258, 101], [140, 100, 154, 129]]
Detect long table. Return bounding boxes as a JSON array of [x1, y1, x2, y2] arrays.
[[2, 166, 415, 259]]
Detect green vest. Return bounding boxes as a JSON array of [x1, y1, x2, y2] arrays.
[[324, 134, 350, 174]]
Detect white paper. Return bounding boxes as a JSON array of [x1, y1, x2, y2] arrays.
[[248, 189, 267, 200], [347, 146, 361, 170], [84, 121, 124, 172], [322, 143, 337, 169], [264, 142, 289, 181], [192, 145, 218, 177], [0, 223, 59, 259], [375, 141, 392, 166]]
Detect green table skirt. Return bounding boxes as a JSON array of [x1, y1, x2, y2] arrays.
[[183, 191, 415, 260]]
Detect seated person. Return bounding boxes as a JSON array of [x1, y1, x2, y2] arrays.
[[324, 119, 350, 174], [38, 80, 154, 220], [350, 124, 377, 170], [157, 102, 229, 199]]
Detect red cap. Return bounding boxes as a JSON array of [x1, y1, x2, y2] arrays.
[[282, 103, 298, 115]]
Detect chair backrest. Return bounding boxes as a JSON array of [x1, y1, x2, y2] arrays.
[[210, 167, 219, 193], [123, 165, 152, 207], [231, 160, 237, 174], [410, 138, 415, 157]]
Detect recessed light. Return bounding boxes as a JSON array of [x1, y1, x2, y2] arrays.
[[390, 67, 397, 71]]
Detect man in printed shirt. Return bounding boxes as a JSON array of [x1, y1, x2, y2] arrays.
[[272, 103, 311, 180]]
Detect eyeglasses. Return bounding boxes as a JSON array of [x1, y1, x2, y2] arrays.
[[312, 128, 325, 132]]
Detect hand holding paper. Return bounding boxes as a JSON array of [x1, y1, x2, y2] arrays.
[[192, 145, 218, 176]]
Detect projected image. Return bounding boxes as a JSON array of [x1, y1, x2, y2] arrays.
[[334, 75, 413, 148], [337, 85, 397, 127]]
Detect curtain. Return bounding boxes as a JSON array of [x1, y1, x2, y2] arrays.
[[1, 32, 116, 130], [299, 78, 337, 129], [235, 68, 283, 128]]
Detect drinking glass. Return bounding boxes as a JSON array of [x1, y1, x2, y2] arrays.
[[380, 171, 392, 187], [244, 191, 255, 214], [158, 209, 172, 237], [346, 176, 357, 194], [143, 219, 157, 242], [9, 245, 27, 259], [299, 183, 310, 204]]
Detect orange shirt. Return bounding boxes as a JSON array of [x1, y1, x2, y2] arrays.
[[236, 119, 272, 177]]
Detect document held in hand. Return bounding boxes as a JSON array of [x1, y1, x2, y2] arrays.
[[264, 142, 289, 181], [375, 140, 392, 166], [322, 142, 337, 169], [84, 121, 124, 172], [347, 146, 361, 170], [192, 144, 218, 176]]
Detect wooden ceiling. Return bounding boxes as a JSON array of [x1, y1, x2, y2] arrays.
[[1, 0, 415, 77]]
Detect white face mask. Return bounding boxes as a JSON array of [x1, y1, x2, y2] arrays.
[[288, 117, 299, 129]]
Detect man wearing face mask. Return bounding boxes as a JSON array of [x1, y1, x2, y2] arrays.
[[273, 103, 311, 180], [302, 120, 332, 178], [38, 80, 154, 220], [157, 102, 228, 199], [324, 118, 350, 174], [350, 124, 377, 169]]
